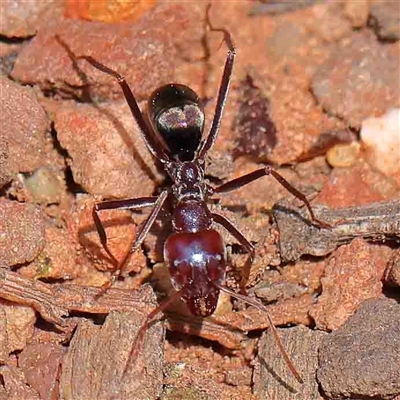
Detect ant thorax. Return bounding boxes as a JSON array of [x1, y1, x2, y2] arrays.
[[166, 161, 208, 202]]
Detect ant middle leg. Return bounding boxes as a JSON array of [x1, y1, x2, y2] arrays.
[[93, 197, 158, 265], [212, 213, 255, 291], [212, 166, 331, 228], [95, 190, 169, 296]]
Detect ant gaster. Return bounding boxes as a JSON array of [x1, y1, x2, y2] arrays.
[[62, 7, 329, 383]]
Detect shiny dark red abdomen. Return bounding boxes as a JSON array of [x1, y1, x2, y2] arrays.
[[164, 229, 226, 316]]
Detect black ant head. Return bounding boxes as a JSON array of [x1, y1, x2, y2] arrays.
[[148, 84, 205, 161]]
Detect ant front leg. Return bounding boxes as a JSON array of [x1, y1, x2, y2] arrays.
[[197, 5, 236, 160], [213, 166, 331, 228], [94, 191, 168, 296], [75, 55, 171, 163], [212, 213, 255, 291], [93, 196, 158, 265]]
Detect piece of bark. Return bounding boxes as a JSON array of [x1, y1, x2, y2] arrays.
[[212, 294, 314, 333], [273, 199, 400, 262], [0, 268, 156, 328], [253, 325, 327, 400], [165, 312, 247, 350], [59, 311, 164, 400]]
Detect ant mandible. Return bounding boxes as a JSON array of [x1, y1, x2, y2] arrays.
[[68, 6, 328, 383]]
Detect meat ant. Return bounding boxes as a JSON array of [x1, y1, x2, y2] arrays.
[[58, 6, 329, 384]]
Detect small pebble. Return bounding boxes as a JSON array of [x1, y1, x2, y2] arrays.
[[326, 141, 360, 168]]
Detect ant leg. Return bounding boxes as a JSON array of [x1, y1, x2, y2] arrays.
[[212, 213, 255, 290], [93, 197, 158, 265], [74, 54, 171, 162], [55, 36, 169, 160], [97, 190, 169, 296], [213, 167, 330, 228], [197, 5, 235, 160]]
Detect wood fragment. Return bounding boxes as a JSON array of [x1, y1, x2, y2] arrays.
[[59, 311, 164, 400], [0, 308, 7, 364], [212, 294, 314, 333], [0, 268, 156, 328], [273, 199, 400, 262], [253, 325, 327, 400]]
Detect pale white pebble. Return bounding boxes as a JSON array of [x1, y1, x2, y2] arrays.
[[360, 109, 400, 177]]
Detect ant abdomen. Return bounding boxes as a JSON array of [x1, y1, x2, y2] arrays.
[[164, 229, 226, 316], [148, 84, 205, 161]]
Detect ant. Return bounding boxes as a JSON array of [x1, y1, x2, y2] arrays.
[[58, 6, 329, 384]]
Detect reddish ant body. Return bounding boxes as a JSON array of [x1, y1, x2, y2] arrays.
[[67, 8, 328, 383]]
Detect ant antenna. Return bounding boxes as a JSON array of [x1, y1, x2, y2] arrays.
[[122, 287, 185, 377], [214, 283, 304, 384]]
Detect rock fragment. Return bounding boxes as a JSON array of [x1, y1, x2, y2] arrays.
[[369, 0, 400, 41], [11, 4, 186, 101], [318, 298, 400, 400], [343, 0, 369, 28], [312, 31, 400, 127], [0, 199, 45, 266], [54, 100, 158, 199], [0, 76, 48, 187], [384, 249, 400, 288], [310, 238, 390, 331], [361, 108, 400, 187], [0, 300, 36, 354], [316, 160, 399, 208], [0, 0, 62, 38]]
